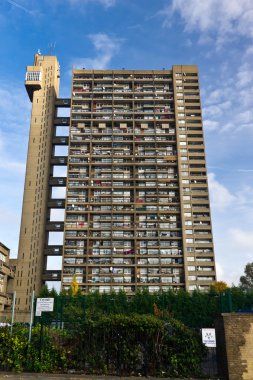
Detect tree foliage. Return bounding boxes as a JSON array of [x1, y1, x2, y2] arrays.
[[239, 262, 253, 290], [0, 316, 205, 377], [210, 281, 229, 293]]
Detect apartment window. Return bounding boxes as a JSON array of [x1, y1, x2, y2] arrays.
[[186, 229, 193, 234], [187, 257, 195, 261], [188, 266, 195, 271], [186, 239, 193, 243]]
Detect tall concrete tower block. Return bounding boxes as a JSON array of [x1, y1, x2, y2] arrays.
[[15, 54, 61, 311]]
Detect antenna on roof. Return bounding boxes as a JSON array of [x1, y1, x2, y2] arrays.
[[48, 42, 56, 55]]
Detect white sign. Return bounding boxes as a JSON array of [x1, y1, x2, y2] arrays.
[[36, 298, 54, 317], [202, 328, 216, 348]]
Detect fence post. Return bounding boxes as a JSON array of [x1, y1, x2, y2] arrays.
[[10, 291, 16, 335], [28, 291, 35, 342]]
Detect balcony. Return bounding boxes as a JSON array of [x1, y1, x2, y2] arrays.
[[0, 293, 12, 307], [25, 66, 43, 101], [0, 263, 14, 278]]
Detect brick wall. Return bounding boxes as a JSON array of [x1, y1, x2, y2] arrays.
[[215, 313, 253, 380]]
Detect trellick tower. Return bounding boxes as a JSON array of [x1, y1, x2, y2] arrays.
[[14, 54, 216, 314]]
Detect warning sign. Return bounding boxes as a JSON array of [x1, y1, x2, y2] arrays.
[[201, 328, 216, 348]]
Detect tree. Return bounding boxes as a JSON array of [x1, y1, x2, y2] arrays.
[[239, 262, 253, 289], [210, 281, 229, 293]]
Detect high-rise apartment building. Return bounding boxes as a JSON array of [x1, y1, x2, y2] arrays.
[[0, 243, 15, 312], [15, 54, 216, 311]]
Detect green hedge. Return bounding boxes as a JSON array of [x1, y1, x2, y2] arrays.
[[0, 315, 206, 377]]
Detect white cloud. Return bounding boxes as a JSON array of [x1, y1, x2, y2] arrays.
[[72, 33, 123, 70], [161, 0, 253, 41], [208, 173, 236, 210], [229, 229, 253, 252], [208, 173, 253, 211], [203, 119, 219, 131], [215, 262, 224, 280]]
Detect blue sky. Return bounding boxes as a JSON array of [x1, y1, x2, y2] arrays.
[[0, 0, 253, 285]]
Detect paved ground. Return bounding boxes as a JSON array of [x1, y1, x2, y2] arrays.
[[0, 374, 217, 380]]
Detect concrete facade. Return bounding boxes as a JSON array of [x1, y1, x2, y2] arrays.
[[14, 54, 60, 312]]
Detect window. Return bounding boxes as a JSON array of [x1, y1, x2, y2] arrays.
[[26, 71, 42, 81], [186, 238, 193, 243], [186, 229, 193, 234], [187, 257, 195, 261], [188, 266, 196, 271]]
